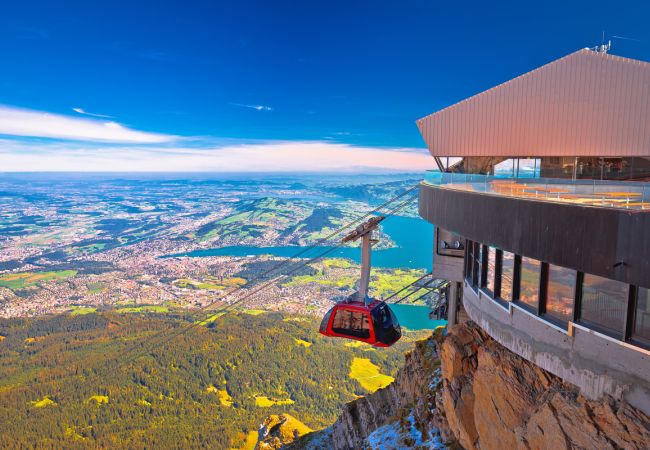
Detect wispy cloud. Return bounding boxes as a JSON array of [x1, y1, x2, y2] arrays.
[[72, 107, 114, 119], [230, 103, 273, 112], [0, 105, 175, 144], [0, 139, 432, 173]]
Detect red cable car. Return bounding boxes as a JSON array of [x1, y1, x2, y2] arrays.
[[318, 216, 402, 347], [319, 299, 401, 347]]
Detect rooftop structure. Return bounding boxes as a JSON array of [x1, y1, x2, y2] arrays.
[[417, 48, 650, 416]]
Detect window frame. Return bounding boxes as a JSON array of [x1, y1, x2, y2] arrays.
[[576, 273, 629, 340], [514, 255, 542, 314], [626, 286, 650, 350], [496, 250, 516, 305], [540, 263, 577, 329]]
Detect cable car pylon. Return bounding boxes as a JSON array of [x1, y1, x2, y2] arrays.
[[319, 216, 402, 347]]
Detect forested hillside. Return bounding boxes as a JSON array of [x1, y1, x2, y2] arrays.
[[0, 310, 426, 448]]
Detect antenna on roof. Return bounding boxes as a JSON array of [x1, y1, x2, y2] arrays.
[[592, 31, 612, 54]]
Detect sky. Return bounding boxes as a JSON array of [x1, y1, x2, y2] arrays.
[[1, 0, 649, 172]]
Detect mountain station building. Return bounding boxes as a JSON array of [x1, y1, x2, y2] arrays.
[[417, 47, 650, 415]]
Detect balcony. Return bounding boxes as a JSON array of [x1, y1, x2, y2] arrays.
[[419, 173, 650, 290], [423, 171, 650, 211]]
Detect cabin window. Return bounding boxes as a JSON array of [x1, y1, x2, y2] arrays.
[[545, 265, 576, 325], [331, 309, 370, 339], [500, 251, 515, 301], [632, 287, 650, 346], [580, 274, 628, 338], [319, 308, 333, 334], [371, 305, 401, 344], [518, 257, 541, 311]]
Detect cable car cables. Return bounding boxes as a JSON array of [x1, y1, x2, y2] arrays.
[[93, 186, 420, 375]]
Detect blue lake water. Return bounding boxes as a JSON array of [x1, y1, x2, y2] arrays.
[[167, 214, 445, 329], [168, 215, 434, 270], [390, 304, 447, 330]]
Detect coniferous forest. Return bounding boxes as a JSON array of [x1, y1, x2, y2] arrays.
[[0, 311, 426, 448]]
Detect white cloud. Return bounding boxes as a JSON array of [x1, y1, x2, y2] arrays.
[[0, 140, 433, 173], [72, 107, 114, 119], [0, 105, 175, 143], [230, 103, 273, 112]]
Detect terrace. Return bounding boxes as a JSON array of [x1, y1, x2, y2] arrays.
[[423, 171, 650, 211]]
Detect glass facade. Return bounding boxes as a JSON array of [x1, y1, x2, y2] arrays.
[[486, 247, 496, 293], [580, 274, 628, 337], [462, 239, 648, 350], [519, 257, 541, 310], [545, 265, 576, 324], [633, 287, 650, 345], [500, 251, 515, 301], [472, 242, 482, 287]]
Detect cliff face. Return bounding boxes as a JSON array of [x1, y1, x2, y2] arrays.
[[440, 322, 650, 450], [293, 321, 650, 449], [290, 330, 449, 450], [329, 332, 447, 449]]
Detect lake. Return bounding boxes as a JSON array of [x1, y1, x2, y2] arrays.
[[167, 215, 434, 270], [391, 304, 447, 330]]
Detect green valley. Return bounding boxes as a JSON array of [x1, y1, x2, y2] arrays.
[[0, 310, 428, 448]]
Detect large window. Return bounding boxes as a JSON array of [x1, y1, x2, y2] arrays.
[[485, 247, 496, 293], [580, 274, 628, 337], [518, 257, 541, 311], [545, 265, 576, 324], [632, 287, 650, 346], [472, 242, 482, 287], [500, 251, 515, 301], [466, 241, 473, 280]]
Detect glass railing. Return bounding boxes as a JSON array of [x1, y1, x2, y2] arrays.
[[422, 171, 650, 211]]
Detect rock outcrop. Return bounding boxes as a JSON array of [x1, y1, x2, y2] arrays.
[[440, 321, 650, 450], [294, 321, 650, 449], [258, 414, 313, 449], [291, 330, 448, 449]]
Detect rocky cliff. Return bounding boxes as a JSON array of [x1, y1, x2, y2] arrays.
[[290, 329, 449, 449], [293, 321, 650, 449], [440, 321, 650, 450]]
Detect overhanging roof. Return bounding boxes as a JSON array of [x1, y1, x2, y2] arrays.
[[417, 49, 650, 158]]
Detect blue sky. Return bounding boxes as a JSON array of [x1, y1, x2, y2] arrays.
[[1, 0, 649, 172]]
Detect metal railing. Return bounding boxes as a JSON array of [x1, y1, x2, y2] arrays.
[[423, 171, 650, 211]]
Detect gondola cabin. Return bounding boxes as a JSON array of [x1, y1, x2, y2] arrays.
[[319, 300, 402, 347]]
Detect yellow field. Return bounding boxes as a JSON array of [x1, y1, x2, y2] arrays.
[[323, 258, 354, 269], [115, 305, 169, 314], [349, 357, 394, 392], [263, 414, 313, 441], [87, 395, 109, 405], [0, 270, 77, 290], [196, 312, 226, 325], [207, 385, 234, 406], [344, 341, 374, 351], [31, 396, 56, 408], [70, 306, 97, 316], [242, 309, 266, 316], [254, 396, 294, 407], [282, 316, 310, 323], [294, 338, 312, 347], [238, 430, 258, 450]]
